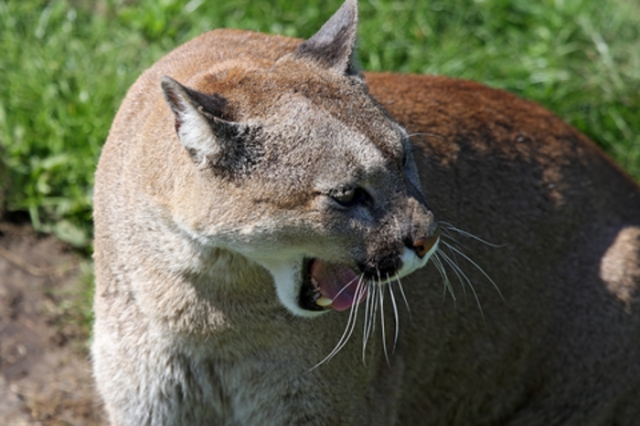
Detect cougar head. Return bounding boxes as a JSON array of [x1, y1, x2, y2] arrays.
[[161, 0, 439, 317]]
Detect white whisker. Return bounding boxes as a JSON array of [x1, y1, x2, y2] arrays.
[[406, 131, 445, 140], [439, 249, 483, 317], [433, 253, 456, 302], [438, 244, 468, 303], [440, 221, 504, 248], [362, 282, 373, 364], [378, 280, 390, 367], [370, 279, 379, 347], [394, 273, 411, 319], [331, 273, 362, 301], [387, 274, 400, 354], [308, 277, 366, 372], [442, 241, 503, 300], [438, 227, 466, 248], [431, 254, 447, 298]]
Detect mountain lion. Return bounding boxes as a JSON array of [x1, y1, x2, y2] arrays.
[[93, 0, 640, 424]]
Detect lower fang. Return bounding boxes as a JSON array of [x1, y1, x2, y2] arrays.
[[316, 296, 333, 307]]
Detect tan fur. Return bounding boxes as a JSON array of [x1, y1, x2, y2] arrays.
[[93, 1, 640, 424]]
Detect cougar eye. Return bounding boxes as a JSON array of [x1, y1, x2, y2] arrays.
[[331, 187, 368, 208]]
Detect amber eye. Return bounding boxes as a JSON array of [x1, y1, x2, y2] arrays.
[[331, 187, 368, 208]]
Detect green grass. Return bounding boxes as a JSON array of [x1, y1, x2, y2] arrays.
[[1, 0, 639, 248]]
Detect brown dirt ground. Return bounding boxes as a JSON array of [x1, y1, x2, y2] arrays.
[[0, 222, 106, 425]]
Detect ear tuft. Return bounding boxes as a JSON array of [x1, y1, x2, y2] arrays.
[[294, 0, 359, 75]]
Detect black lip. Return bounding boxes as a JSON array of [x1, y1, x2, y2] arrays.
[[359, 255, 403, 281], [298, 258, 324, 311]]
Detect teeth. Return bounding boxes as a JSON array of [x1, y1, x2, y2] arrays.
[[315, 296, 333, 307]]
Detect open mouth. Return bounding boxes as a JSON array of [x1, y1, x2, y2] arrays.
[[299, 258, 367, 312]]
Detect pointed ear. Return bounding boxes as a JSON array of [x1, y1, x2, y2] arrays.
[[294, 0, 359, 75], [161, 76, 263, 176]]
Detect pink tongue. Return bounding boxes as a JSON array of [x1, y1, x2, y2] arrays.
[[310, 260, 365, 311]]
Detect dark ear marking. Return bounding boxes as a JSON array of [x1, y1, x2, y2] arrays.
[[181, 85, 233, 122], [161, 76, 232, 122], [294, 0, 359, 75], [160, 76, 263, 178]]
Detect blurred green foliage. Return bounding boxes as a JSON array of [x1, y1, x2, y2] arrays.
[[0, 0, 638, 247]]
